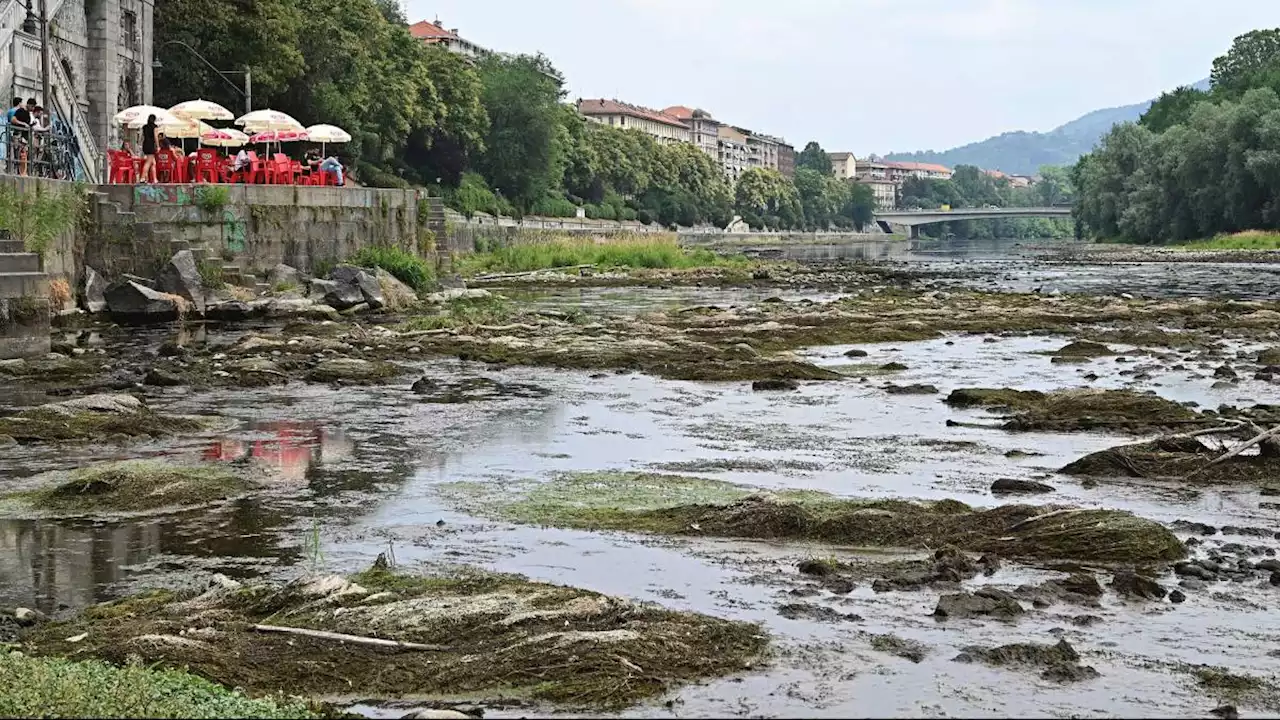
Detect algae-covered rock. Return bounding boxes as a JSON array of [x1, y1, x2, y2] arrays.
[[1053, 341, 1115, 358], [947, 387, 1199, 433], [20, 566, 768, 711], [0, 394, 206, 443], [11, 460, 254, 514], [444, 473, 1186, 564], [305, 358, 403, 384], [956, 639, 1099, 683], [1061, 437, 1280, 484]]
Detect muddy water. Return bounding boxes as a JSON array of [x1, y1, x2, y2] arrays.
[[2, 261, 1280, 716]]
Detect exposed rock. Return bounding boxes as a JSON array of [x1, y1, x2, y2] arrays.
[[82, 265, 108, 313], [884, 383, 939, 395], [777, 602, 862, 623], [1210, 706, 1239, 719], [955, 638, 1099, 683], [843, 348, 869, 357], [309, 279, 340, 302], [373, 268, 419, 310], [268, 264, 301, 288], [330, 265, 385, 310], [426, 288, 492, 304], [402, 711, 471, 720], [1169, 589, 1186, 603], [1214, 365, 1238, 379], [13, 607, 47, 626], [1053, 341, 1114, 357], [143, 367, 184, 387], [752, 379, 799, 392], [1109, 570, 1167, 600], [880, 362, 909, 371], [991, 478, 1056, 495], [155, 250, 206, 315], [933, 588, 1024, 621], [207, 300, 253, 322], [104, 281, 182, 320], [318, 277, 363, 311], [306, 358, 402, 384]]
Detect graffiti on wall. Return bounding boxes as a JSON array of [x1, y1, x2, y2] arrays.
[[133, 185, 193, 205], [221, 209, 246, 253]]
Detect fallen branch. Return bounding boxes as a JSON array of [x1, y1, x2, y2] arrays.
[[250, 624, 450, 652], [1167, 422, 1250, 440], [474, 264, 594, 281], [1184, 423, 1280, 479]]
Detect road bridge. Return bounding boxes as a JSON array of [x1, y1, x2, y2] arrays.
[[875, 207, 1073, 236]]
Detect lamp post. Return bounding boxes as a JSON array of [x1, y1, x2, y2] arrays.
[[21, 0, 35, 34], [38, 0, 50, 111], [152, 40, 251, 115]]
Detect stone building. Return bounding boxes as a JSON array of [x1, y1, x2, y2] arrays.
[[1, 0, 155, 180], [408, 19, 490, 59], [828, 151, 857, 179], [577, 98, 692, 144]]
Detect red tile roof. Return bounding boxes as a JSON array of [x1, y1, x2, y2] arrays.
[[662, 105, 694, 119], [578, 99, 689, 129], [409, 20, 459, 41]]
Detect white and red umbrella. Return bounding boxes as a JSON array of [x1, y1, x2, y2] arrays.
[[236, 109, 303, 132], [170, 99, 235, 122], [304, 123, 350, 157], [250, 129, 309, 145], [201, 127, 250, 148]]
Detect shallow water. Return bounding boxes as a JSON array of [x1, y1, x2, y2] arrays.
[[2, 257, 1279, 717]]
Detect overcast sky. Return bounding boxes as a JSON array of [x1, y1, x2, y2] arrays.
[[405, 0, 1277, 154]]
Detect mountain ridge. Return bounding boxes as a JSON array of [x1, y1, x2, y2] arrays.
[[883, 79, 1210, 175]]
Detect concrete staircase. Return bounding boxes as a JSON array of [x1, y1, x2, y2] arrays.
[[0, 231, 52, 359]]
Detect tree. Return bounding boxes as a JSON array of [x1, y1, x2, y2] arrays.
[[405, 45, 489, 187], [734, 168, 801, 229], [795, 141, 833, 175], [1140, 86, 1211, 133], [1211, 29, 1280, 98], [474, 53, 569, 210]]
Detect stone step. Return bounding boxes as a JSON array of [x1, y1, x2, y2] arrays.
[[0, 239, 24, 253], [0, 272, 49, 299], [0, 253, 40, 273]]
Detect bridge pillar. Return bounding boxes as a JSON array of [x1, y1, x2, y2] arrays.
[[909, 225, 920, 240]]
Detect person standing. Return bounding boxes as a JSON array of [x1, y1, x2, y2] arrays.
[[9, 99, 32, 175], [140, 114, 159, 184]]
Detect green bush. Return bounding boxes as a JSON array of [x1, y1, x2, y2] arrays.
[[348, 245, 435, 292], [449, 172, 501, 218], [456, 235, 747, 274], [530, 194, 578, 218], [194, 185, 230, 213]]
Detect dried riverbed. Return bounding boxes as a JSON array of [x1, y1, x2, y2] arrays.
[[2, 252, 1279, 718]]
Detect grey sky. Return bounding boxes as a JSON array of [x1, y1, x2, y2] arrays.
[[405, 0, 1277, 154]]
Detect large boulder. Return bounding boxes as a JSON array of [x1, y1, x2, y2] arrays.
[[82, 265, 107, 313], [154, 250, 206, 315], [330, 265, 386, 310], [104, 281, 182, 321], [267, 263, 301, 289], [373, 267, 418, 310]]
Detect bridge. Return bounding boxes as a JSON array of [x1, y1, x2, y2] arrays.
[[874, 206, 1073, 236]]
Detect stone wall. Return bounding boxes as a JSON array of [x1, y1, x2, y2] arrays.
[[92, 184, 423, 279]]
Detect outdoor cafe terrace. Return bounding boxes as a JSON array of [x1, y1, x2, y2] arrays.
[[108, 102, 350, 186]]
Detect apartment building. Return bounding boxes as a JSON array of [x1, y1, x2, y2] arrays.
[[887, 161, 953, 182], [778, 143, 795, 178], [662, 106, 721, 157], [828, 152, 857, 179], [855, 176, 898, 210], [577, 99, 692, 144], [716, 125, 751, 181], [409, 19, 491, 58]]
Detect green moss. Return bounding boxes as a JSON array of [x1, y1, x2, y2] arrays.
[[13, 460, 252, 514], [0, 407, 206, 444], [436, 472, 1186, 564], [0, 651, 318, 719], [946, 387, 1201, 433], [304, 358, 404, 384]]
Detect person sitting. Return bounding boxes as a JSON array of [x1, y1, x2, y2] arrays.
[[319, 155, 344, 186], [232, 148, 250, 174], [121, 141, 136, 156], [304, 148, 321, 169]]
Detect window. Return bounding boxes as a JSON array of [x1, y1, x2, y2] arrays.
[[121, 10, 138, 51]]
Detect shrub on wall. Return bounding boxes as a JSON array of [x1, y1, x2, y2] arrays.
[[348, 245, 435, 293], [0, 183, 87, 257]]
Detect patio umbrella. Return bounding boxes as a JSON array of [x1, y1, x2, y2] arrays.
[[235, 109, 303, 132], [170, 99, 235, 122], [202, 127, 249, 148], [249, 129, 309, 144], [113, 104, 174, 127], [165, 119, 215, 140], [304, 123, 351, 158]]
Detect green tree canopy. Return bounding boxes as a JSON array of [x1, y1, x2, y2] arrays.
[[1211, 29, 1280, 99], [796, 141, 833, 175], [1140, 86, 1211, 133]]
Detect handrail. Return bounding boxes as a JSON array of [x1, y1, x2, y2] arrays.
[[47, 44, 98, 180]]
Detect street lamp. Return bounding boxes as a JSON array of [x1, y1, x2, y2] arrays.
[[21, 0, 36, 34], [152, 40, 251, 115]]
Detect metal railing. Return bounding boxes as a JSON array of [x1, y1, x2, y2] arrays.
[[0, 122, 81, 179]]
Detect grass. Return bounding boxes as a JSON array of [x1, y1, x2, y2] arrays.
[[194, 185, 231, 214], [197, 260, 226, 289], [455, 235, 747, 275], [348, 245, 435, 293], [1176, 230, 1280, 250], [0, 650, 317, 718]]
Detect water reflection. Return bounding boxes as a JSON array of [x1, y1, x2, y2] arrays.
[[203, 422, 354, 483]]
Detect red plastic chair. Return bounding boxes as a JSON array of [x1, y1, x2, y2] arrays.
[[248, 152, 273, 184], [108, 151, 138, 184], [155, 153, 175, 183], [193, 149, 223, 183]]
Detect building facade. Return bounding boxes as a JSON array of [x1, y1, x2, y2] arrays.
[[716, 124, 750, 181], [777, 142, 794, 178], [408, 19, 490, 58], [855, 176, 897, 210], [662, 105, 720, 158], [1, 0, 155, 179], [577, 99, 692, 144], [828, 152, 857, 179], [886, 161, 953, 182]]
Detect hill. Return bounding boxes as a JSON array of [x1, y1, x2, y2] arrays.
[[884, 79, 1210, 175]]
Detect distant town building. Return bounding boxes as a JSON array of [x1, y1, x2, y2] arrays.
[[777, 143, 795, 178], [886, 161, 953, 182], [855, 176, 898, 210], [828, 152, 857, 179], [717, 124, 752, 181], [747, 131, 782, 173], [409, 19, 491, 58], [663, 106, 720, 157], [577, 99, 692, 144], [858, 159, 891, 182], [1007, 174, 1034, 188]]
